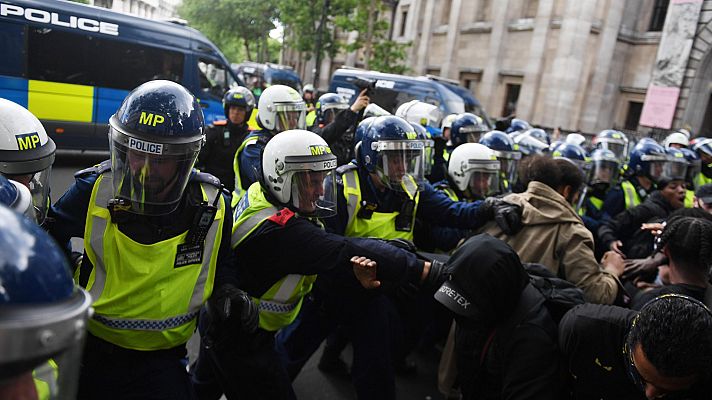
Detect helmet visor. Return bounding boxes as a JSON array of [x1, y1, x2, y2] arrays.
[[274, 103, 307, 131], [493, 151, 520, 186], [600, 140, 628, 161], [110, 128, 201, 215], [662, 158, 688, 182], [589, 159, 620, 186], [423, 139, 434, 176], [375, 141, 425, 194], [465, 170, 500, 198], [4, 168, 51, 224], [290, 169, 337, 218]]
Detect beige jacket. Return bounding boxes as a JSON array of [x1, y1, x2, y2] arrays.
[[480, 181, 619, 304]]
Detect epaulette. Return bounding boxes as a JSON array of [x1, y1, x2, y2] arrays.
[[190, 170, 222, 189], [336, 164, 358, 175], [211, 119, 228, 127], [74, 159, 111, 178]]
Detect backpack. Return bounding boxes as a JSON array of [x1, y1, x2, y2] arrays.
[[523, 263, 586, 323]]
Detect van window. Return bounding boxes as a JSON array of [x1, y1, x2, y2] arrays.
[[0, 23, 25, 76], [199, 59, 235, 98], [27, 27, 184, 90]]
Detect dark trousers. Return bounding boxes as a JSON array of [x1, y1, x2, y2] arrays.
[[274, 288, 400, 400], [77, 334, 195, 400], [191, 308, 295, 400]]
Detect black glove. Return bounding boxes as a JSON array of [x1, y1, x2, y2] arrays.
[[424, 259, 451, 289], [478, 197, 523, 235], [210, 284, 259, 334]]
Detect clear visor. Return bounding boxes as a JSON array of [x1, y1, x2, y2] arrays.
[[423, 139, 434, 176], [686, 159, 701, 184], [589, 159, 620, 186], [374, 141, 426, 194], [462, 168, 500, 198], [600, 140, 628, 161], [110, 128, 201, 215], [662, 158, 688, 182], [494, 154, 519, 187], [320, 108, 343, 125], [274, 103, 307, 131], [459, 126, 486, 144], [5, 168, 51, 225], [290, 169, 338, 218]]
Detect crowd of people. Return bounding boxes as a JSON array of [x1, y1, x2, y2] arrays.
[[1, 78, 712, 400]]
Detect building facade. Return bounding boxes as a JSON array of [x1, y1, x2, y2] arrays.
[[297, 0, 712, 138]]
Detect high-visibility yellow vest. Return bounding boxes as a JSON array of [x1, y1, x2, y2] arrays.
[[693, 171, 712, 191], [231, 134, 261, 206], [340, 166, 420, 241], [620, 180, 642, 210], [231, 183, 317, 332], [33, 359, 58, 400], [685, 189, 695, 208], [306, 110, 317, 128], [82, 172, 224, 350]]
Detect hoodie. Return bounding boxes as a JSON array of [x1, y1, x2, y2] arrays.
[[480, 181, 619, 304]]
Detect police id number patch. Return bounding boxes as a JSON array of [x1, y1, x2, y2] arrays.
[[174, 243, 203, 268]]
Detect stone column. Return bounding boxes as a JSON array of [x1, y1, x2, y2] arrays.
[[440, 0, 463, 79], [516, 0, 555, 122], [539, 0, 595, 129], [579, 0, 625, 133], [478, 0, 511, 113], [415, 0, 436, 75]]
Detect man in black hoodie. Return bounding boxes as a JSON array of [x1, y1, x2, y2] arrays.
[[432, 234, 561, 400], [598, 177, 686, 260]]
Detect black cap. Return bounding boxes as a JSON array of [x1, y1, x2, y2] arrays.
[[434, 234, 528, 320], [696, 183, 712, 204]]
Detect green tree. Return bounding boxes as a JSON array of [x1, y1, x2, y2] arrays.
[[179, 0, 279, 63]]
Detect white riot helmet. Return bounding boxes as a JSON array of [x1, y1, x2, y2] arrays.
[[363, 103, 391, 118], [262, 130, 338, 217], [663, 131, 690, 148], [257, 85, 307, 132], [565, 133, 587, 147], [441, 114, 458, 130], [395, 100, 443, 128], [0, 98, 55, 224], [448, 143, 500, 198]]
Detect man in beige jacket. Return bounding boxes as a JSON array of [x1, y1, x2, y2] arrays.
[[481, 155, 625, 304]]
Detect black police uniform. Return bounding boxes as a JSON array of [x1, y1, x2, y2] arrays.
[[197, 120, 249, 192]]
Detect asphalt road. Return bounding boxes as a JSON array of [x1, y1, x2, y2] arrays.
[[51, 151, 444, 400]]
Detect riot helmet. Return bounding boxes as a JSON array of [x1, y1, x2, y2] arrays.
[[552, 143, 590, 173], [409, 122, 434, 177], [109, 80, 205, 216], [565, 133, 586, 147], [663, 131, 689, 149], [450, 113, 489, 147], [504, 118, 531, 134], [627, 140, 669, 183], [0, 98, 56, 224], [661, 147, 689, 184], [262, 130, 338, 217], [588, 148, 621, 192], [593, 129, 629, 162], [0, 205, 92, 400], [679, 148, 701, 188], [362, 103, 391, 119], [315, 93, 349, 126], [359, 115, 426, 194], [448, 143, 500, 199], [257, 84, 306, 132], [479, 130, 521, 189], [222, 86, 255, 123], [395, 100, 443, 130]]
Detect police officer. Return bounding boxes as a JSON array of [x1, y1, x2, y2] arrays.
[[48, 80, 235, 400], [231, 84, 306, 202], [197, 87, 255, 192], [0, 98, 56, 225], [602, 139, 667, 219], [593, 129, 630, 163], [311, 90, 369, 166], [692, 138, 712, 189], [0, 204, 92, 400], [192, 129, 449, 399], [479, 130, 522, 194], [303, 84, 317, 127], [448, 112, 489, 152], [396, 100, 446, 182]]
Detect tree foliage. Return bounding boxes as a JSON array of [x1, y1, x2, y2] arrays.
[[178, 0, 279, 63]]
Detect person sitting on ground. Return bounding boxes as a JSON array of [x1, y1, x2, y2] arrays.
[[479, 155, 625, 304], [432, 233, 562, 400], [559, 294, 712, 399], [629, 211, 712, 310]]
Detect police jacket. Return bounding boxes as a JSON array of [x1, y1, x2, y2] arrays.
[[230, 184, 426, 307], [324, 165, 490, 249], [197, 120, 249, 192], [310, 109, 359, 166], [598, 190, 676, 259], [47, 162, 235, 350], [235, 129, 271, 197], [602, 178, 652, 219]]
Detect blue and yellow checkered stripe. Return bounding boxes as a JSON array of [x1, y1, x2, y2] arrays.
[[0, 75, 127, 125]]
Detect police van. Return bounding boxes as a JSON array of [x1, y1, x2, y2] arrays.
[[328, 67, 492, 126], [0, 0, 243, 151]]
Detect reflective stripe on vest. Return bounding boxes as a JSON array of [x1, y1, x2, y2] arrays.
[[341, 167, 420, 240], [231, 183, 317, 331], [33, 359, 58, 400], [621, 180, 641, 210], [685, 189, 695, 208], [83, 172, 223, 350], [441, 186, 459, 202], [231, 135, 260, 206]]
